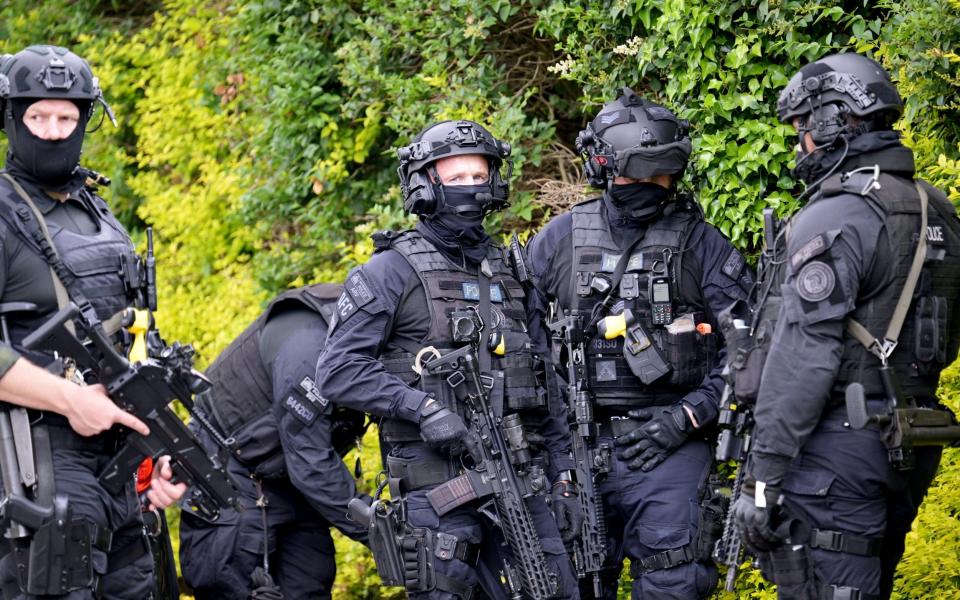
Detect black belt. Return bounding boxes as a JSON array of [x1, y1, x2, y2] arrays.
[[45, 424, 120, 454], [809, 528, 882, 557], [630, 543, 696, 576]]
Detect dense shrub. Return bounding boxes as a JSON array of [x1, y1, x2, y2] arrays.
[[1, 0, 958, 597]]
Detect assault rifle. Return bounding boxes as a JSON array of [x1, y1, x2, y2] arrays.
[[422, 343, 559, 600], [547, 310, 609, 597], [713, 208, 780, 591], [712, 373, 752, 592], [23, 302, 240, 521]]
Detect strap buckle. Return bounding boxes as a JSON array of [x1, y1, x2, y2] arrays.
[[868, 338, 897, 366]]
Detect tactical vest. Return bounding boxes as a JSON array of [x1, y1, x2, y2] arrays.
[[376, 231, 540, 434], [201, 284, 358, 477], [561, 198, 717, 407], [0, 175, 138, 323], [823, 173, 960, 401]]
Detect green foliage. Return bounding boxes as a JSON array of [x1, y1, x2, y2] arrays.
[[2, 0, 959, 597]]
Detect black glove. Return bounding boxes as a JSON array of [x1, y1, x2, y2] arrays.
[[614, 404, 691, 471], [549, 474, 584, 544], [732, 476, 784, 553], [417, 396, 468, 449]]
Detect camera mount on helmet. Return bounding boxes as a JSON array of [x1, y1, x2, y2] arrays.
[[396, 120, 512, 217], [577, 87, 692, 190], [777, 53, 902, 146], [0, 45, 117, 131]]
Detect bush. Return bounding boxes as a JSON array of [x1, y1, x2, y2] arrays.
[[1, 1, 958, 597]]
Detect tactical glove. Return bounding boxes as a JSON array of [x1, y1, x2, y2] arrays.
[[732, 476, 784, 553], [615, 404, 691, 471], [417, 395, 468, 449], [549, 473, 584, 544]]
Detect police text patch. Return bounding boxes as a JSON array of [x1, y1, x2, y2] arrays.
[[796, 261, 835, 302], [345, 271, 375, 307]]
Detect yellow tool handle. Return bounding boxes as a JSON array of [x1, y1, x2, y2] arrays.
[[125, 308, 151, 362], [598, 311, 632, 340]]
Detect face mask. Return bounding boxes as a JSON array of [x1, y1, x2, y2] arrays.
[[417, 184, 492, 265], [608, 181, 670, 221], [4, 99, 89, 191]]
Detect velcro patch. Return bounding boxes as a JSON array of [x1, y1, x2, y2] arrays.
[[345, 271, 375, 308], [796, 260, 836, 303], [461, 281, 504, 303], [299, 376, 329, 409], [721, 249, 746, 280], [791, 232, 836, 269], [336, 292, 358, 321], [283, 394, 319, 426]]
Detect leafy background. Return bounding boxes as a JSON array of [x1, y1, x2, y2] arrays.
[[1, 0, 958, 597]]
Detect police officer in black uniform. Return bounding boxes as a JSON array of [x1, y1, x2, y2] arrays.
[[733, 53, 960, 600], [179, 283, 370, 599], [527, 88, 753, 598], [0, 45, 185, 599], [316, 120, 581, 599]]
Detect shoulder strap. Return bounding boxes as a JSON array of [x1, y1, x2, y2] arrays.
[[844, 181, 928, 365], [586, 229, 648, 331], [0, 173, 125, 335], [0, 174, 72, 312]]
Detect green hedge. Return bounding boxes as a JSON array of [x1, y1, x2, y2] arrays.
[[1, 0, 958, 597]]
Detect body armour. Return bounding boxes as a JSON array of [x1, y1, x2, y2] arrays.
[[201, 284, 363, 478], [375, 230, 540, 427], [562, 197, 717, 408], [0, 175, 137, 325], [822, 173, 960, 402]]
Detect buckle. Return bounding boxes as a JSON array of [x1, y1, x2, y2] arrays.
[[446, 371, 466, 388], [434, 532, 458, 561], [812, 529, 844, 552], [479, 374, 494, 391]]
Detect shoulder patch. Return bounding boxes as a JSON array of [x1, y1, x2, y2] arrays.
[[790, 229, 841, 270], [795, 260, 835, 302], [721, 248, 746, 280], [345, 270, 375, 306]]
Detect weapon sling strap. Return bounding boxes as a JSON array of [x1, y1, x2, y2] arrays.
[[844, 181, 928, 365], [585, 228, 648, 332], [477, 259, 505, 418], [0, 173, 125, 336]]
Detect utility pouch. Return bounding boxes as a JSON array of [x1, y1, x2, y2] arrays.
[[913, 295, 947, 372], [401, 528, 436, 592], [15, 497, 94, 596], [730, 297, 780, 403], [694, 488, 728, 561], [658, 329, 717, 388], [766, 542, 819, 600]]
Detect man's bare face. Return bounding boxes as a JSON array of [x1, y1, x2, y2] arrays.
[[22, 99, 81, 140]]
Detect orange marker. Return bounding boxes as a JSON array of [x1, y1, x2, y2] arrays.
[[696, 322, 712, 335]]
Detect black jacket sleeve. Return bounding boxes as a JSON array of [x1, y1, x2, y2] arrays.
[[262, 308, 369, 543]]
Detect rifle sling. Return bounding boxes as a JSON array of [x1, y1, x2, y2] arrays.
[[0, 174, 124, 336], [845, 181, 928, 363]]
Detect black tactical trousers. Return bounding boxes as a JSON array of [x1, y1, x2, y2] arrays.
[[0, 446, 154, 600], [775, 408, 942, 600], [591, 437, 717, 600], [395, 443, 579, 600], [180, 462, 336, 600]]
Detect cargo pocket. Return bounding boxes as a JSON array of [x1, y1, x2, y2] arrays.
[[635, 521, 692, 556], [782, 468, 836, 498]]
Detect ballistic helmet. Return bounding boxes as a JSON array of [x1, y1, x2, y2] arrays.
[[777, 52, 901, 145], [396, 120, 512, 216], [577, 87, 691, 189]]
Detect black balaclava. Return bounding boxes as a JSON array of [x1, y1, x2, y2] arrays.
[[3, 98, 91, 193], [606, 182, 671, 223], [417, 184, 491, 266], [793, 130, 904, 186]]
